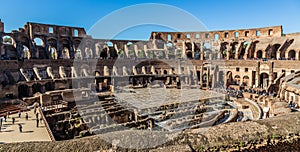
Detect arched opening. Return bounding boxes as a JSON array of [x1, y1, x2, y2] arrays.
[[242, 75, 250, 86], [239, 41, 248, 59], [50, 47, 58, 59], [60, 39, 71, 59], [62, 47, 70, 59], [234, 75, 241, 85], [226, 71, 233, 87], [272, 45, 281, 59], [256, 50, 263, 59], [186, 50, 193, 59], [218, 71, 224, 87], [2, 35, 17, 59], [34, 37, 44, 46], [202, 73, 208, 87], [45, 82, 55, 91], [221, 42, 229, 59], [214, 34, 219, 41], [22, 45, 30, 59], [288, 50, 296, 60], [2, 35, 15, 45], [74, 49, 82, 59], [163, 70, 168, 75], [260, 73, 269, 88], [18, 85, 29, 98], [34, 37, 47, 59], [107, 41, 113, 47], [32, 83, 43, 94]]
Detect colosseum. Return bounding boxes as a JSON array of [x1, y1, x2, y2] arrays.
[[1, 19, 300, 151]]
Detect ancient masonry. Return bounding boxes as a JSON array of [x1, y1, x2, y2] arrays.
[[1, 19, 300, 140]]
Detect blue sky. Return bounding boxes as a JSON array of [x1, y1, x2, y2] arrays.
[[0, 0, 300, 40]]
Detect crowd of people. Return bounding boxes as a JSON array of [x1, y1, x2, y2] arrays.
[[0, 105, 42, 133]]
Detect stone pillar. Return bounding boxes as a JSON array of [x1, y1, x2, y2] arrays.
[[256, 62, 260, 88], [192, 42, 195, 59], [200, 65, 203, 87], [144, 45, 148, 58], [124, 44, 129, 58], [276, 51, 280, 60], [224, 71, 227, 88], [182, 41, 186, 59], [134, 45, 138, 58], [103, 66, 109, 76]]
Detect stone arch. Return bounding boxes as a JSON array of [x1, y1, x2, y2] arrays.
[[2, 35, 17, 59], [34, 37, 44, 46], [242, 75, 250, 86], [74, 48, 82, 59], [260, 73, 269, 88], [33, 37, 47, 59], [226, 71, 233, 86], [287, 50, 296, 60], [45, 81, 55, 91], [272, 44, 281, 59], [220, 42, 229, 59], [18, 84, 30, 98], [60, 39, 71, 59], [256, 50, 263, 59], [50, 47, 58, 59], [163, 70, 168, 75], [2, 35, 15, 45], [239, 41, 249, 59], [32, 83, 43, 94], [234, 75, 241, 85], [22, 45, 30, 59], [186, 50, 193, 59]]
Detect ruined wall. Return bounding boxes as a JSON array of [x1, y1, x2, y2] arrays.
[[151, 25, 283, 42]]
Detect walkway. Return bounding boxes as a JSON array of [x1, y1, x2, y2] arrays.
[[0, 108, 51, 144]]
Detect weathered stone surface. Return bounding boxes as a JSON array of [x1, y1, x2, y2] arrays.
[[1, 112, 300, 151]]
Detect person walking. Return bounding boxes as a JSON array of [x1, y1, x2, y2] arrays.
[[3, 115, 6, 122], [18, 124, 22, 133], [25, 112, 28, 120], [18, 110, 21, 118], [36, 112, 39, 119], [12, 117, 15, 124], [36, 118, 39, 128]]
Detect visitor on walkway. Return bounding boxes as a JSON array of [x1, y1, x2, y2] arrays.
[[18, 124, 22, 133], [25, 112, 28, 120], [12, 117, 15, 124], [36, 112, 39, 119], [3, 115, 6, 122], [36, 118, 39, 128], [18, 110, 21, 118]]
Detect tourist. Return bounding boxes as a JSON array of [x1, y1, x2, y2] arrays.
[[12, 117, 15, 124], [36, 112, 39, 119], [36, 118, 39, 128], [25, 112, 28, 120], [18, 110, 21, 118], [18, 124, 22, 132], [3, 115, 6, 122]]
